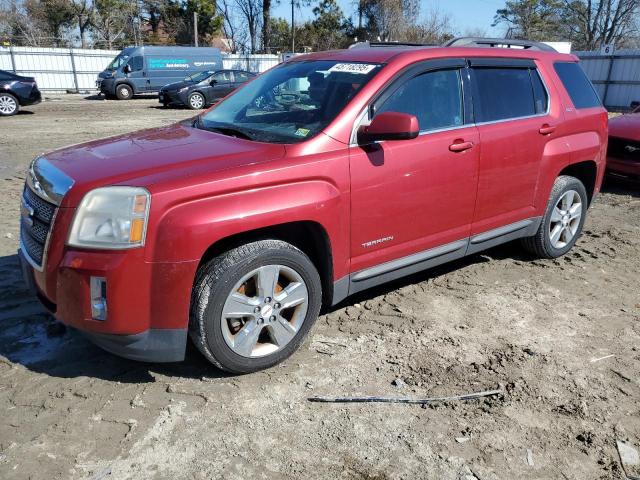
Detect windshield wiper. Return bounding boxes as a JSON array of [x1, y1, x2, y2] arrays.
[[195, 120, 254, 141]]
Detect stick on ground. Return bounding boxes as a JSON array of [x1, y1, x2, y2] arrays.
[[308, 389, 502, 404]]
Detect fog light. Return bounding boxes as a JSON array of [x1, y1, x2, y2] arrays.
[[90, 276, 107, 320]]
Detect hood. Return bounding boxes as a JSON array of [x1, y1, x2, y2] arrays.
[[43, 122, 286, 207], [609, 113, 640, 141], [161, 79, 194, 91]]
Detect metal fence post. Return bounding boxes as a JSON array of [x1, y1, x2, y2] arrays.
[[602, 54, 615, 109], [69, 48, 79, 93], [9, 45, 17, 74]]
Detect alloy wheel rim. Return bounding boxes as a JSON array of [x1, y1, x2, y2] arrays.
[[119, 87, 130, 98], [191, 94, 204, 108], [0, 96, 17, 114], [549, 189, 582, 249], [221, 264, 309, 358]]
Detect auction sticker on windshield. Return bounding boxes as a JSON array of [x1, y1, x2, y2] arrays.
[[327, 63, 378, 74]]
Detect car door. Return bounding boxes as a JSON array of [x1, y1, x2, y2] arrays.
[[210, 71, 235, 100], [124, 55, 145, 92], [349, 60, 480, 286], [233, 71, 252, 89], [468, 59, 560, 236]]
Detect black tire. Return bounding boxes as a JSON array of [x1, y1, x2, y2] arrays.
[[190, 240, 322, 374], [521, 175, 588, 258], [187, 92, 206, 110], [115, 84, 133, 100], [0, 93, 19, 116]]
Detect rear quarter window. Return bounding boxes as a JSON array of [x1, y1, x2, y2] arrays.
[[471, 67, 538, 122], [553, 62, 601, 109]]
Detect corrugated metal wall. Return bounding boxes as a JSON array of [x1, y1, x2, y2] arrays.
[[576, 50, 640, 110], [0, 47, 280, 92]]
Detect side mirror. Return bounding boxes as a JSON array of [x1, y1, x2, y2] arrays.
[[123, 64, 131, 74], [357, 111, 419, 144], [210, 79, 217, 85]]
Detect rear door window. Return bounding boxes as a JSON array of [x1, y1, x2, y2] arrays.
[[375, 69, 464, 132], [471, 67, 539, 122], [234, 71, 251, 82], [553, 62, 601, 109]]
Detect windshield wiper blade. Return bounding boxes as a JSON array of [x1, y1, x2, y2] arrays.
[[203, 125, 254, 141]]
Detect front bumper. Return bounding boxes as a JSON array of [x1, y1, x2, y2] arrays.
[[98, 77, 116, 95], [82, 328, 188, 362], [607, 156, 640, 177], [18, 244, 197, 363], [159, 90, 187, 106]]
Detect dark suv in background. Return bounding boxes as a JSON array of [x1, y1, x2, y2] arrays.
[[0, 70, 42, 116]]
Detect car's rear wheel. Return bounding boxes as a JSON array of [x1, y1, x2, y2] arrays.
[[522, 175, 588, 258], [187, 92, 205, 109], [115, 84, 133, 100], [190, 240, 322, 373], [0, 93, 19, 116]]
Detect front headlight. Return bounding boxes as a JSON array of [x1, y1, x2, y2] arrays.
[[68, 186, 150, 249], [178, 86, 189, 93]]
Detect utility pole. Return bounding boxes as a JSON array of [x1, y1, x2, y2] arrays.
[[290, 0, 295, 52], [194, 11, 199, 47]]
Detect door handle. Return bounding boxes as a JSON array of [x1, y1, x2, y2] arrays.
[[539, 124, 556, 135], [449, 140, 474, 152]]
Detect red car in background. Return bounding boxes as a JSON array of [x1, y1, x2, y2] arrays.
[[607, 105, 640, 179]]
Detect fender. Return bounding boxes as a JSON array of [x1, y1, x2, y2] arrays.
[[533, 132, 602, 211], [147, 179, 348, 276]]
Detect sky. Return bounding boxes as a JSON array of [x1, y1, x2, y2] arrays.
[[272, 0, 507, 37]]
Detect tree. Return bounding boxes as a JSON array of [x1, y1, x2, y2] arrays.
[[268, 17, 290, 51], [560, 0, 640, 49], [92, 0, 134, 48], [305, 0, 351, 50], [262, 0, 271, 52], [33, 0, 74, 45], [69, 0, 94, 48], [493, 0, 562, 40], [235, 0, 261, 52]]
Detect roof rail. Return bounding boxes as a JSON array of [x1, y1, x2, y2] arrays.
[[444, 37, 557, 52], [349, 41, 435, 49]]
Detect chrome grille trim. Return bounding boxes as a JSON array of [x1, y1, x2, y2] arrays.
[[20, 157, 73, 271]]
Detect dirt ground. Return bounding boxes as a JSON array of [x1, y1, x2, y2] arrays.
[[0, 95, 639, 480]]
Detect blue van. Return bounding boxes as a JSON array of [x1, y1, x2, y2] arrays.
[[97, 46, 223, 100]]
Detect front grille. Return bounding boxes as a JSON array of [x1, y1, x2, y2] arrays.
[[608, 137, 640, 163], [20, 185, 58, 268]]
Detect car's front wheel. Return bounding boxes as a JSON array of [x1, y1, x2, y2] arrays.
[[0, 93, 19, 116], [187, 92, 205, 109], [190, 240, 322, 373], [115, 84, 133, 100], [522, 175, 588, 258]]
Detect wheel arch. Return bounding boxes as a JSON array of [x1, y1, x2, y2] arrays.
[[115, 81, 135, 94], [197, 221, 335, 308], [557, 160, 598, 205]]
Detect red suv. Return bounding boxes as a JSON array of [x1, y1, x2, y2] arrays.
[[19, 38, 607, 373]]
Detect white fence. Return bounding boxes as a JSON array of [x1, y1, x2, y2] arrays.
[[576, 50, 640, 110], [0, 46, 280, 92]]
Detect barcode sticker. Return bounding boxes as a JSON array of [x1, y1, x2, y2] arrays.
[[327, 63, 377, 75]]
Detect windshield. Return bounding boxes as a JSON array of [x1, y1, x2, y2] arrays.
[[186, 70, 215, 82], [106, 53, 129, 71], [199, 60, 383, 143]]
